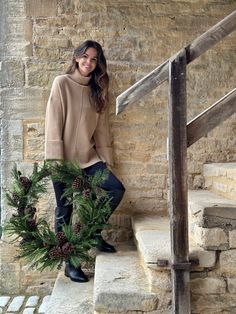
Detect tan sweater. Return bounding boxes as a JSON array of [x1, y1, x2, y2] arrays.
[[45, 68, 113, 168]]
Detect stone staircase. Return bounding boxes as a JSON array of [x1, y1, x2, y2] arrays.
[[46, 162, 236, 314]]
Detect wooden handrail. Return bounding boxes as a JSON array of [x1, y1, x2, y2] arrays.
[[187, 88, 236, 147], [116, 10, 236, 114], [168, 50, 190, 314]]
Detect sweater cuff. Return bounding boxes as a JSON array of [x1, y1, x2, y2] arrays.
[[96, 147, 114, 167], [45, 140, 64, 160]]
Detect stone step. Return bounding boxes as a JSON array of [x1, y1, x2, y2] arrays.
[[93, 248, 166, 314], [132, 215, 216, 292], [188, 190, 236, 250], [204, 162, 236, 200], [46, 270, 94, 314]]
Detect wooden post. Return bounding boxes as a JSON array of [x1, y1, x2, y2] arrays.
[[168, 49, 190, 314]]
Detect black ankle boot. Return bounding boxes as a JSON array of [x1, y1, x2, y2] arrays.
[[96, 235, 116, 253], [65, 263, 89, 283]]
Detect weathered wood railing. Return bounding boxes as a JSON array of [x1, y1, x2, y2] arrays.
[[116, 10, 236, 314], [116, 10, 236, 114]]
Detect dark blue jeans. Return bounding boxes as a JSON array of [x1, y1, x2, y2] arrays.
[[53, 162, 125, 220]]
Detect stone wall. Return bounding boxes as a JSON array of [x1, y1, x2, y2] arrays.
[[0, 0, 235, 294]]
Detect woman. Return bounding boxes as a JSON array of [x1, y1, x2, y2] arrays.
[[45, 40, 125, 283]]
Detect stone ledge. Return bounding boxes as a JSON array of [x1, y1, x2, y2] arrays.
[[203, 163, 236, 181], [132, 215, 216, 269], [46, 271, 93, 314], [188, 190, 236, 228], [94, 249, 159, 313]]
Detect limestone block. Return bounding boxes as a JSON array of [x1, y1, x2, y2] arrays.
[[190, 244, 216, 269], [227, 277, 236, 294], [220, 250, 236, 276], [94, 251, 158, 313], [34, 47, 60, 60], [191, 294, 236, 313], [145, 266, 171, 293], [47, 272, 93, 314], [24, 18, 33, 42], [0, 6, 29, 57], [190, 277, 226, 295], [23, 120, 45, 161], [0, 262, 21, 294], [34, 36, 70, 49], [35, 16, 78, 29], [1, 119, 23, 161], [1, 60, 25, 88], [25, 0, 57, 17], [0, 87, 48, 119], [193, 225, 228, 250], [188, 190, 236, 229], [229, 230, 236, 249], [26, 61, 68, 86]]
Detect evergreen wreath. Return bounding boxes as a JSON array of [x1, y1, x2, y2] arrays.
[[4, 161, 112, 271]]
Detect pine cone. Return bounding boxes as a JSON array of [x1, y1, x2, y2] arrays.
[[82, 188, 91, 199], [56, 231, 67, 246], [61, 242, 74, 258], [73, 222, 82, 235], [20, 176, 32, 191], [13, 193, 20, 203], [72, 176, 83, 190], [48, 246, 63, 260]]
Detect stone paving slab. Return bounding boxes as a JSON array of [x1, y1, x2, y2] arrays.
[[94, 249, 159, 313], [46, 271, 93, 314], [188, 190, 236, 228], [132, 215, 216, 269], [0, 295, 50, 314]]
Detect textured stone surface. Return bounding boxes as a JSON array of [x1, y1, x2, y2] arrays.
[[190, 277, 226, 295], [38, 295, 50, 313], [191, 294, 236, 313], [229, 230, 236, 249], [204, 163, 236, 202], [94, 250, 159, 312], [133, 215, 216, 268], [188, 190, 236, 228], [227, 277, 236, 294], [47, 272, 93, 314], [7, 296, 25, 312], [25, 0, 57, 17], [220, 250, 236, 276], [23, 308, 36, 314], [193, 225, 228, 250], [25, 296, 40, 307], [0, 296, 10, 307], [1, 59, 25, 88]]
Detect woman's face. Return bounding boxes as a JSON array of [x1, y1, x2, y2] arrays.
[[76, 47, 98, 77]]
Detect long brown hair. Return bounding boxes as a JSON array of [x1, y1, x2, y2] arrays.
[[66, 40, 109, 113]]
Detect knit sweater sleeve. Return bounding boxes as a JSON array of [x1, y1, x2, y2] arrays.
[[45, 77, 64, 160], [93, 107, 114, 167]]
